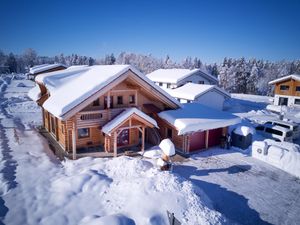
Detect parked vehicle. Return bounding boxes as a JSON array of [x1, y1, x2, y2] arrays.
[[264, 120, 300, 139], [255, 123, 293, 142]]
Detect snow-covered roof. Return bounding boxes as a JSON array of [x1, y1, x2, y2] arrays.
[[268, 74, 300, 85], [102, 108, 158, 135], [35, 65, 89, 92], [41, 65, 181, 119], [146, 68, 218, 84], [158, 103, 241, 135], [166, 83, 230, 100], [29, 64, 66, 74], [27, 85, 41, 101]]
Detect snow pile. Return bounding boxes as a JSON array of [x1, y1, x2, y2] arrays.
[[80, 214, 136, 225], [2, 135, 225, 225], [233, 125, 255, 136], [252, 141, 300, 178], [159, 139, 175, 156]]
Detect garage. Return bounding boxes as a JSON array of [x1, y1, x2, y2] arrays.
[[189, 131, 206, 151], [208, 128, 223, 147]]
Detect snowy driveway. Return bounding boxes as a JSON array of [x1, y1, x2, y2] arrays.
[[174, 148, 300, 225]]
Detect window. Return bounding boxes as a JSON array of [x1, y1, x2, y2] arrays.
[[78, 128, 90, 139], [61, 125, 64, 134], [80, 113, 102, 120], [129, 95, 135, 104], [159, 82, 163, 86], [198, 81, 204, 84], [296, 86, 300, 92], [187, 100, 191, 103], [295, 99, 300, 105], [255, 126, 264, 131], [167, 83, 171, 88], [265, 128, 282, 136], [280, 85, 289, 91], [167, 128, 172, 138], [92, 99, 100, 106], [117, 96, 123, 105], [274, 123, 289, 129]]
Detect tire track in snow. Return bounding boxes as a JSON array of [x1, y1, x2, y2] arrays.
[[0, 76, 18, 224]]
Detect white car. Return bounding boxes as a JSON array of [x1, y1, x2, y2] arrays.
[[264, 120, 300, 140], [255, 123, 293, 142]]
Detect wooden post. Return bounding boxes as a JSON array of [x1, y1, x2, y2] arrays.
[[114, 131, 117, 157], [205, 130, 209, 149], [72, 124, 76, 160], [141, 126, 145, 152], [107, 91, 111, 109], [135, 90, 138, 106]]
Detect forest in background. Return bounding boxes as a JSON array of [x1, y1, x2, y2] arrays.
[[1, 48, 300, 96]]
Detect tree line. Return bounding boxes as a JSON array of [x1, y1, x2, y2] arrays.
[[1, 48, 299, 95]]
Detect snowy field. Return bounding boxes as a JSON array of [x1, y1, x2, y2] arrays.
[[1, 74, 300, 225]]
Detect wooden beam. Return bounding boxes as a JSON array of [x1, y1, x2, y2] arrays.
[[141, 126, 145, 152], [205, 130, 209, 149], [107, 91, 111, 109], [114, 131, 117, 157], [72, 123, 76, 160], [135, 90, 138, 106]]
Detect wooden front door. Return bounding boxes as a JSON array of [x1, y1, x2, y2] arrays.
[[189, 131, 206, 152], [117, 129, 129, 146]]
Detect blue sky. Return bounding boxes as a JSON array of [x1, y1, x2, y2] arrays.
[[0, 0, 299, 63]]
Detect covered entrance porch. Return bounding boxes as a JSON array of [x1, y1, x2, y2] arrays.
[[102, 108, 158, 157]]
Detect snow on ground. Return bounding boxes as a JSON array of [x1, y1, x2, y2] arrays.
[[174, 148, 300, 225], [0, 74, 225, 225], [1, 75, 300, 225]]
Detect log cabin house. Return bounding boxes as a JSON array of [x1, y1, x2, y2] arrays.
[[269, 74, 300, 107], [28, 65, 240, 159]]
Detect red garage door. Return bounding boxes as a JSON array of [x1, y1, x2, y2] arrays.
[[189, 131, 206, 152], [208, 128, 223, 147]]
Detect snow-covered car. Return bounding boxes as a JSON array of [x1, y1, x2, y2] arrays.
[[255, 123, 293, 142], [264, 120, 300, 140]]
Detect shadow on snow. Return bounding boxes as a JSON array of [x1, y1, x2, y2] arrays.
[[174, 164, 272, 225]]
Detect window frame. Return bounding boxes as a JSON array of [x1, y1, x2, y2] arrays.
[[117, 96, 123, 105], [129, 95, 135, 104], [78, 128, 90, 139], [280, 85, 289, 91]]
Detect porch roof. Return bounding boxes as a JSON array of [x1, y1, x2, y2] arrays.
[[102, 108, 158, 135]]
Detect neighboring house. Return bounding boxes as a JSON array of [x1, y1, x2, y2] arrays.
[[166, 83, 230, 110], [28, 65, 240, 159], [269, 74, 300, 107], [27, 63, 67, 79], [146, 68, 218, 89]]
